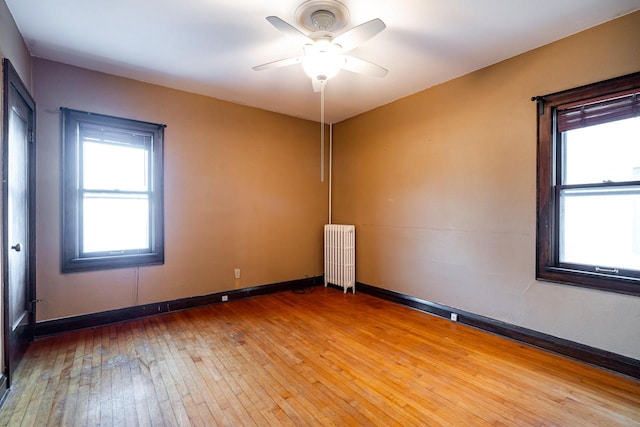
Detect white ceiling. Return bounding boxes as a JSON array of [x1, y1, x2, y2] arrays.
[[6, 0, 640, 123]]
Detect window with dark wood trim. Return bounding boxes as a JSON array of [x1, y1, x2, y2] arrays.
[[535, 72, 640, 296], [61, 108, 165, 272]]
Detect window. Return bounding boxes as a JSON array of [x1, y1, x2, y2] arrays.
[[536, 72, 640, 296], [62, 108, 164, 272]]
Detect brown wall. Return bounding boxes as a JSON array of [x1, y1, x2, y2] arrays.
[[332, 11, 640, 359], [33, 59, 328, 321], [0, 0, 31, 88]]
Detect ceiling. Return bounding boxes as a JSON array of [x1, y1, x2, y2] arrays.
[[6, 0, 640, 123]]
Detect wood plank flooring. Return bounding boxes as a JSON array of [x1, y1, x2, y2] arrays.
[[0, 287, 639, 426]]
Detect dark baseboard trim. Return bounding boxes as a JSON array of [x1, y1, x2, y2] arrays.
[[357, 282, 640, 380], [0, 373, 8, 410], [35, 276, 321, 338]]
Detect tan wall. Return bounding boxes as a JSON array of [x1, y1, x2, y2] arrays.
[[332, 11, 640, 359], [34, 59, 328, 321], [0, 0, 31, 88]]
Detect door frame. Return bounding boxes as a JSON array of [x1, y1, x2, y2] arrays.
[[2, 58, 36, 388]]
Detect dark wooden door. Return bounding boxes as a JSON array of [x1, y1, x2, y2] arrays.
[[3, 58, 36, 386]]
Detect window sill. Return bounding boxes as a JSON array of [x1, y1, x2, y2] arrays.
[[62, 253, 164, 273], [538, 266, 640, 297]]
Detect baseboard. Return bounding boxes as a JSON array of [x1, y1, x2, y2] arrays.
[[357, 282, 640, 380], [0, 373, 8, 409], [35, 276, 320, 338]]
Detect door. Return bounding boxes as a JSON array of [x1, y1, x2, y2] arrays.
[[2, 58, 36, 386]]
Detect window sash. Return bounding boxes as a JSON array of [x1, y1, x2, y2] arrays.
[[559, 117, 640, 186], [80, 191, 153, 256], [555, 184, 640, 277], [81, 141, 151, 192]]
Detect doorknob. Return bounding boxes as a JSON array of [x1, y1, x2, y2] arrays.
[[11, 243, 21, 252]]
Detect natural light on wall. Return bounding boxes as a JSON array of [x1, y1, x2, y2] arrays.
[[560, 116, 640, 271]]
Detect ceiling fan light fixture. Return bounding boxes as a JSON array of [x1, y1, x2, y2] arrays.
[[302, 52, 343, 82], [255, 4, 387, 88]]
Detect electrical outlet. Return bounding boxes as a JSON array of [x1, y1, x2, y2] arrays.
[[234, 268, 241, 279], [222, 295, 228, 302], [450, 313, 458, 322]]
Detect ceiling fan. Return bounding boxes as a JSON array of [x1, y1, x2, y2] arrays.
[[253, 0, 388, 92]]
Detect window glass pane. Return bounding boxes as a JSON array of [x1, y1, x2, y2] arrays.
[[563, 117, 640, 185], [559, 187, 640, 271], [82, 194, 150, 253], [83, 140, 149, 191]]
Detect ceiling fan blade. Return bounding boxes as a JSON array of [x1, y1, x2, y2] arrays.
[[333, 18, 386, 52], [342, 55, 388, 77], [266, 16, 313, 45], [312, 78, 326, 93], [253, 56, 305, 71]]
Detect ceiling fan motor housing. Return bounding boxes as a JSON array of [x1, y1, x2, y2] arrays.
[[295, 0, 349, 33], [311, 10, 335, 31]]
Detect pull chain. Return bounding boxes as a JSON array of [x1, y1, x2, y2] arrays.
[[321, 82, 325, 182]]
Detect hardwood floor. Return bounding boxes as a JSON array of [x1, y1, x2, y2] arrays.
[[1, 287, 639, 426]]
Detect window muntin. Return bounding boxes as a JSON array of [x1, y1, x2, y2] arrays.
[[62, 108, 164, 272], [536, 72, 640, 296]]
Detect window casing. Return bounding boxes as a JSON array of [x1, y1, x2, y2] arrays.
[[536, 72, 640, 296], [62, 108, 164, 272]]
